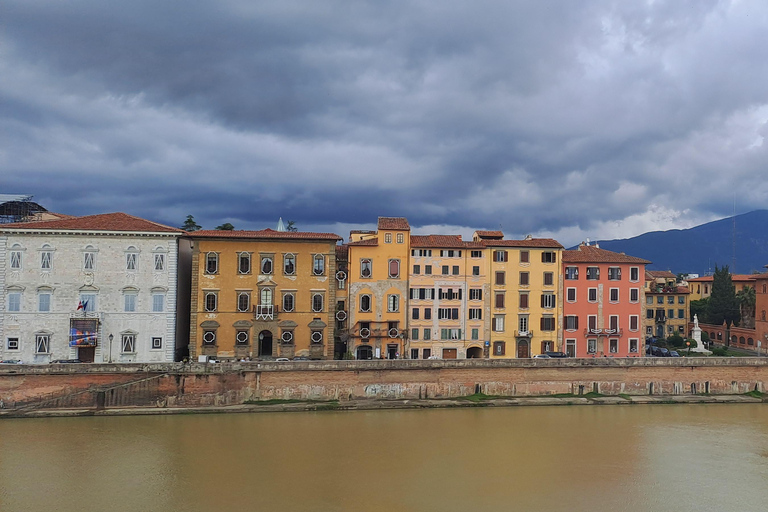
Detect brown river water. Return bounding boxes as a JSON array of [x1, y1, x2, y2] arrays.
[[1, 405, 767, 512]]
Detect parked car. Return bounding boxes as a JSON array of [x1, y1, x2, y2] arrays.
[[533, 354, 551, 359], [293, 356, 310, 361], [275, 358, 290, 362], [50, 359, 81, 364], [658, 348, 671, 357], [0, 359, 23, 365], [545, 351, 568, 358], [669, 351, 681, 357]]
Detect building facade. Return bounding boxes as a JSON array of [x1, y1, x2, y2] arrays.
[[0, 213, 182, 363], [187, 229, 342, 361], [562, 244, 649, 357], [644, 270, 690, 339]]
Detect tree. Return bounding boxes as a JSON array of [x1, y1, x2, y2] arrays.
[[286, 220, 298, 232], [215, 222, 235, 231], [690, 298, 710, 324], [736, 285, 756, 329], [181, 215, 201, 232], [706, 265, 740, 345]]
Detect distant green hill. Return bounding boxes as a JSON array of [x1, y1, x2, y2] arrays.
[[575, 210, 768, 276]]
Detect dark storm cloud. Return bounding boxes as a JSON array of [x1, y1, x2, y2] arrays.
[[3, 0, 768, 243]]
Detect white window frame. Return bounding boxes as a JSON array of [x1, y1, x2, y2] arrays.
[[629, 315, 639, 332], [152, 293, 165, 313], [205, 252, 218, 274], [388, 294, 399, 312], [588, 288, 597, 303], [313, 254, 325, 276], [388, 259, 400, 279], [237, 291, 251, 312], [282, 292, 295, 312], [7, 292, 21, 312], [360, 259, 372, 278], [566, 287, 577, 303], [384, 233, 392, 243], [7, 337, 20, 351], [84, 251, 96, 271], [360, 294, 372, 312], [283, 254, 296, 275], [238, 253, 252, 275], [586, 267, 599, 280], [609, 288, 619, 303], [35, 334, 50, 354], [260, 256, 273, 275], [629, 338, 639, 353], [630, 267, 640, 282], [10, 249, 22, 270], [38, 291, 51, 312], [79, 293, 97, 312], [541, 293, 556, 309], [204, 291, 218, 312], [630, 288, 639, 303], [154, 253, 165, 272], [121, 333, 136, 353], [493, 315, 505, 332], [126, 249, 139, 271], [608, 267, 621, 280], [41, 250, 53, 270], [151, 337, 163, 350], [124, 292, 137, 312], [312, 293, 324, 312], [396, 233, 404, 244], [587, 339, 597, 354]]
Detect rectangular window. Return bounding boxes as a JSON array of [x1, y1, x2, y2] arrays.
[[8, 292, 21, 312], [668, 309, 675, 319], [411, 328, 419, 340], [452, 265, 460, 275], [588, 339, 597, 353], [630, 315, 639, 331], [471, 328, 479, 340], [41, 251, 52, 270], [121, 334, 136, 353], [471, 250, 482, 258], [124, 293, 137, 312], [519, 315, 529, 333], [678, 296, 686, 304], [472, 266, 480, 276], [493, 316, 505, 332], [647, 296, 653, 305], [566, 288, 576, 302], [284, 254, 296, 275], [588, 315, 597, 331], [206, 253, 218, 274], [154, 253, 165, 271], [678, 309, 685, 319], [540, 293, 555, 309], [657, 296, 664, 304], [7, 337, 19, 350], [422, 348, 431, 359], [565, 315, 579, 330], [442, 265, 449, 275], [630, 289, 639, 302], [494, 250, 508, 262], [413, 265, 420, 275], [495, 293, 505, 308], [609, 316, 619, 331], [313, 255, 325, 275], [469, 308, 482, 320], [412, 308, 420, 320], [519, 272, 529, 286], [629, 339, 639, 353], [565, 266, 578, 280], [424, 308, 432, 320], [609, 288, 619, 303], [519, 293, 529, 308], [152, 294, 165, 312], [423, 329, 431, 340], [152, 337, 163, 350], [630, 267, 640, 281], [586, 267, 599, 280], [540, 317, 555, 331], [495, 271, 505, 285], [425, 265, 432, 275], [543, 272, 553, 286], [38, 293, 51, 312], [84, 252, 95, 270], [10, 251, 22, 269], [588, 288, 597, 302], [469, 289, 482, 301], [35, 334, 50, 354], [80, 294, 97, 312], [385, 233, 392, 243], [494, 341, 505, 356], [238, 253, 251, 274], [647, 309, 654, 319], [609, 339, 618, 353], [520, 251, 529, 263], [126, 253, 137, 271], [541, 252, 556, 263], [397, 233, 404, 244], [667, 296, 675, 304], [608, 267, 621, 280]]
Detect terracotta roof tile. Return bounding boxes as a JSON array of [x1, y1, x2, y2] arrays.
[[647, 270, 677, 279], [410, 234, 464, 248], [347, 238, 379, 246], [335, 244, 349, 259], [686, 274, 757, 282], [187, 229, 341, 241], [377, 217, 410, 230], [562, 245, 650, 264], [475, 230, 504, 238], [0, 212, 181, 233], [483, 238, 564, 249]]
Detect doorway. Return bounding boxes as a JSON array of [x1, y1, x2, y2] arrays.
[[387, 344, 398, 359], [356, 345, 373, 360], [442, 348, 457, 359], [78, 346, 95, 363], [466, 346, 482, 358], [517, 340, 530, 358], [258, 330, 273, 357]]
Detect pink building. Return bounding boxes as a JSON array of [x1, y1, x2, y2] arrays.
[[562, 244, 650, 357]]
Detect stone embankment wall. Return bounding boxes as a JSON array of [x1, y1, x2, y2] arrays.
[[1, 358, 767, 410]]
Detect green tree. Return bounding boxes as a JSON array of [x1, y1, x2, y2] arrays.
[[215, 222, 235, 230], [736, 285, 756, 329], [286, 220, 298, 232], [181, 215, 201, 232], [690, 298, 710, 324], [706, 266, 739, 345]]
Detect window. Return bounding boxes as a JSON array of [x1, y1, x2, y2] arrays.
[[411, 288, 436, 300], [678, 309, 685, 319], [586, 267, 599, 280], [588, 316, 597, 331], [647, 296, 653, 305], [413, 264, 420, 275], [629, 339, 639, 353], [152, 337, 163, 350], [361, 259, 372, 278], [630, 267, 639, 282], [565, 315, 579, 330], [609, 288, 619, 303], [412, 249, 432, 257], [452, 265, 460, 275], [284, 254, 296, 275], [152, 294, 165, 312], [283, 293, 295, 312], [424, 308, 432, 320], [126, 252, 138, 271], [202, 330, 216, 346], [35, 334, 50, 354], [388, 259, 400, 278], [472, 329, 479, 340], [257, 256, 271, 275], [520, 251, 529, 263], [424, 329, 431, 340], [566, 288, 576, 302], [519, 293, 529, 308], [204, 292, 218, 312], [237, 292, 250, 312], [84, 251, 95, 270], [438, 308, 459, 320], [667, 296, 675, 304], [154, 253, 165, 271], [646, 309, 654, 319], [388, 294, 399, 312], [124, 292, 137, 312], [312, 294, 324, 312], [469, 308, 482, 320], [608, 267, 621, 280], [495, 292, 505, 308], [397, 233, 404, 244], [630, 315, 639, 331], [440, 250, 461, 257], [495, 271, 505, 285], [565, 266, 578, 280], [469, 289, 482, 301], [7, 337, 19, 350], [412, 308, 420, 320], [8, 292, 21, 312], [425, 265, 432, 275], [442, 265, 449, 275], [588, 339, 597, 353], [588, 288, 597, 302], [540, 317, 555, 331], [121, 334, 136, 353], [668, 309, 675, 319], [541, 252, 556, 263], [519, 315, 529, 333], [543, 272, 554, 286], [41, 249, 53, 270], [313, 255, 325, 275], [411, 328, 419, 340], [79, 293, 97, 312], [385, 233, 392, 243], [493, 315, 505, 332], [657, 296, 664, 304], [471, 250, 482, 258], [519, 272, 529, 286], [630, 289, 639, 303], [494, 250, 508, 262], [494, 341, 506, 356], [472, 266, 480, 276], [609, 316, 619, 331], [360, 294, 371, 312], [541, 293, 555, 309], [441, 328, 461, 340], [236, 331, 250, 347], [10, 249, 22, 270], [205, 252, 218, 274], [38, 292, 51, 312], [678, 296, 685, 304], [609, 339, 618, 353]]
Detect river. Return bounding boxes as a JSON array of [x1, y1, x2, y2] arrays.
[[1, 405, 767, 512]]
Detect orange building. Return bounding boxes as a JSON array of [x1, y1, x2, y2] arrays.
[[187, 229, 342, 361], [562, 244, 649, 357]]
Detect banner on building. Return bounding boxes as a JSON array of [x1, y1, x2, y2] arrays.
[[69, 318, 99, 347]]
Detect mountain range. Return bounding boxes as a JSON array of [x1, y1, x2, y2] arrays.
[[573, 210, 768, 276]]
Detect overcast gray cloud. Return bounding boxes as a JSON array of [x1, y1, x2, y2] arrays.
[[2, 0, 768, 244]]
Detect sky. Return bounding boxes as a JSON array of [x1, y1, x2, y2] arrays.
[[2, 1, 768, 246]]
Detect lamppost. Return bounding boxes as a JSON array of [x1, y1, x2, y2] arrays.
[[108, 333, 114, 363], [686, 340, 691, 357]]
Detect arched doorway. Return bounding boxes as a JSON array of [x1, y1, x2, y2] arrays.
[[258, 330, 273, 357], [517, 339, 530, 358], [466, 346, 482, 358], [356, 345, 373, 360]]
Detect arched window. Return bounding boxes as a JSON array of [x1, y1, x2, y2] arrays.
[[237, 292, 250, 312], [361, 259, 372, 278], [388, 294, 399, 312], [261, 257, 273, 275], [284, 254, 296, 275], [360, 294, 372, 312], [282, 293, 294, 312], [260, 288, 273, 306], [205, 292, 218, 312], [313, 255, 325, 275], [312, 293, 324, 312], [388, 259, 400, 278], [205, 252, 218, 274]]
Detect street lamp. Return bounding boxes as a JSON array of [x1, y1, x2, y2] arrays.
[[686, 340, 691, 357], [108, 333, 114, 363]]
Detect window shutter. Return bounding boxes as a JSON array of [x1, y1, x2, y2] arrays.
[[458, 289, 462, 300], [452, 308, 459, 320], [504, 251, 508, 262], [540, 317, 546, 330]]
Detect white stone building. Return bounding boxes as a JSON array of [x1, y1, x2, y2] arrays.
[[0, 213, 183, 363]]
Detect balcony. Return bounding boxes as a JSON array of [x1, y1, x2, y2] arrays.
[[583, 328, 624, 337], [254, 304, 279, 321], [515, 330, 533, 338]]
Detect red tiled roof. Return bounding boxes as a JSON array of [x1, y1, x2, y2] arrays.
[[475, 230, 504, 238], [562, 245, 650, 264], [687, 274, 758, 282], [410, 234, 464, 248], [647, 270, 676, 279], [483, 238, 564, 249], [378, 217, 410, 230], [0, 212, 181, 233], [335, 244, 349, 260], [187, 228, 341, 241], [347, 238, 379, 246]]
